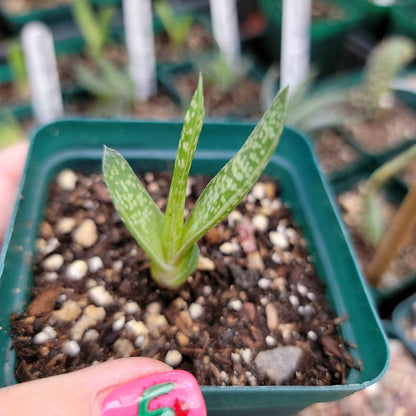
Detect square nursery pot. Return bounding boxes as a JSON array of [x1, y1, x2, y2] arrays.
[[0, 119, 388, 416], [258, 0, 365, 75], [331, 165, 416, 314], [390, 3, 416, 39]]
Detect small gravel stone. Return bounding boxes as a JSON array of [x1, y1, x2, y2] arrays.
[[289, 295, 300, 307], [307, 292, 317, 302], [44, 272, 58, 282], [66, 260, 88, 281], [265, 335, 277, 347], [114, 338, 134, 358], [56, 217, 76, 234], [247, 251, 265, 271], [112, 316, 126, 332], [228, 210, 243, 226], [197, 256, 216, 271], [53, 300, 82, 322], [57, 169, 77, 191], [176, 331, 189, 347], [189, 303, 204, 320], [36, 237, 60, 256], [265, 303, 279, 331], [228, 299, 243, 312], [219, 241, 239, 255], [88, 256, 104, 272], [165, 350, 182, 367], [258, 278, 271, 290], [307, 330, 318, 341], [251, 183, 266, 200], [88, 285, 114, 306], [134, 335, 146, 348], [246, 371, 258, 386], [252, 214, 269, 232], [269, 231, 289, 249], [255, 346, 303, 384], [297, 283, 308, 297], [72, 219, 98, 248], [33, 331, 50, 345], [124, 301, 140, 315], [125, 320, 149, 337], [63, 340, 80, 357], [240, 348, 252, 365], [145, 314, 168, 333], [271, 252, 282, 264], [202, 285, 212, 297], [146, 302, 161, 315], [42, 254, 64, 272], [84, 305, 106, 321], [83, 329, 99, 342]]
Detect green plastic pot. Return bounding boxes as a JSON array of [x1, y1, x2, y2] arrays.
[[0, 119, 388, 415], [0, 0, 121, 30], [392, 293, 416, 357], [390, 3, 416, 39], [258, 0, 365, 74]]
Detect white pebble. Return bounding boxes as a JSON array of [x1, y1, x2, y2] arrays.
[[269, 231, 289, 249], [63, 340, 81, 357], [83, 329, 99, 342], [66, 260, 88, 281], [219, 241, 239, 255], [165, 350, 182, 367], [220, 371, 230, 384], [113, 260, 123, 272], [297, 284, 308, 297], [202, 285, 212, 297], [88, 285, 114, 306], [306, 292, 316, 302], [33, 331, 50, 345], [44, 272, 58, 282], [252, 214, 269, 232], [229, 299, 243, 312], [125, 301, 140, 315], [112, 316, 126, 332], [146, 302, 162, 315], [42, 254, 64, 272], [251, 183, 266, 200], [289, 295, 299, 307], [228, 210, 243, 226], [126, 320, 149, 337], [265, 335, 277, 347], [56, 217, 76, 234], [271, 252, 282, 264], [57, 169, 77, 191], [43, 326, 56, 339], [258, 278, 271, 290], [197, 256, 215, 271], [189, 303, 204, 320], [240, 348, 252, 365], [307, 331, 318, 341], [88, 256, 104, 273], [134, 335, 146, 348], [72, 219, 97, 248]]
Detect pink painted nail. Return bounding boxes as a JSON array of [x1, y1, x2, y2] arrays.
[[101, 370, 206, 416]]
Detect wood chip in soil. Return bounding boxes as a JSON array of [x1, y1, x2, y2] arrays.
[[11, 170, 359, 386]]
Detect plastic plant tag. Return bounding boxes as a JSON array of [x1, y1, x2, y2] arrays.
[[122, 0, 157, 100], [280, 0, 311, 96], [21, 22, 64, 125], [209, 0, 241, 69]]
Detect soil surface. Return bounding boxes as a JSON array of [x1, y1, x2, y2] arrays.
[[313, 129, 360, 174], [338, 186, 416, 289], [11, 171, 358, 386], [175, 72, 261, 118], [155, 23, 214, 62], [311, 0, 344, 22], [345, 104, 416, 154]]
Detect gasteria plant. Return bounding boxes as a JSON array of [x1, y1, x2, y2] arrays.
[[103, 75, 288, 288]]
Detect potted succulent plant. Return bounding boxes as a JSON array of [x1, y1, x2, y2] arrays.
[[0, 80, 388, 415]]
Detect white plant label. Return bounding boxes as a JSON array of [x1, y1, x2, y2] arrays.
[[209, 0, 241, 69], [21, 22, 63, 125], [280, 0, 311, 96], [123, 0, 157, 101]]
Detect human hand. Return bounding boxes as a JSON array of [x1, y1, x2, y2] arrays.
[[0, 140, 29, 244], [0, 357, 206, 415]]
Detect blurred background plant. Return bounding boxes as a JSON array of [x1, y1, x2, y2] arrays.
[[5, 40, 29, 101], [0, 111, 24, 149]]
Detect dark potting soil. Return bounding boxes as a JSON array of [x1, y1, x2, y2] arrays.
[[11, 171, 358, 386], [175, 73, 261, 119], [338, 186, 416, 289], [154, 24, 214, 63], [313, 129, 360, 174], [311, 0, 344, 22]]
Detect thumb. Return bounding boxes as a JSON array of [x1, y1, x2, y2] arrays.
[[0, 357, 206, 416]]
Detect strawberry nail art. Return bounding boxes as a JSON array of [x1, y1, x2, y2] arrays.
[[101, 370, 206, 416]]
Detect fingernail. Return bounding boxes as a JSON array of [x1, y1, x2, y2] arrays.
[[100, 370, 206, 416]]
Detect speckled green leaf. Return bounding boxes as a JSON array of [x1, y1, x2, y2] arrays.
[[162, 73, 204, 261], [180, 86, 288, 255], [103, 146, 165, 265]]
